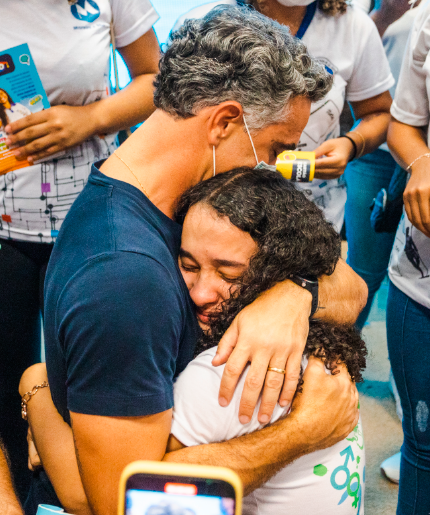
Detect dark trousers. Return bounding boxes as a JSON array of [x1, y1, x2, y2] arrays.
[[387, 281, 430, 514], [0, 238, 53, 501]]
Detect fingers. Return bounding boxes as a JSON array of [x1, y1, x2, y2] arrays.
[[10, 135, 59, 161], [278, 352, 302, 407], [410, 188, 430, 237], [313, 140, 335, 158], [213, 319, 239, 367], [404, 194, 430, 237], [28, 145, 63, 164], [27, 427, 42, 471], [218, 343, 250, 409], [5, 122, 50, 148], [238, 354, 270, 424], [5, 110, 47, 135], [257, 354, 292, 423]]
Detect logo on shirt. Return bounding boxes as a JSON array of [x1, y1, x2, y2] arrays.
[[70, 0, 100, 23], [0, 54, 15, 77]]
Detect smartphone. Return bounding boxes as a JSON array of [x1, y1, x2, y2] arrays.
[[118, 461, 243, 515]]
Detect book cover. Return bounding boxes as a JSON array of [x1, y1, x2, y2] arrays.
[[0, 43, 50, 175]]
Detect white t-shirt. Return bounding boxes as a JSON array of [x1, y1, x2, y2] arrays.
[[0, 0, 158, 242], [380, 8, 418, 152], [172, 348, 365, 515], [389, 0, 430, 309], [173, 3, 394, 232], [351, 0, 372, 12]]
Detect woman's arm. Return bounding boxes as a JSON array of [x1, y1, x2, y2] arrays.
[[19, 364, 91, 515], [371, 0, 412, 37], [313, 90, 392, 180], [388, 117, 430, 238], [4, 29, 160, 163]]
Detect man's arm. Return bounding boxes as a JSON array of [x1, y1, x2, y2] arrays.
[[164, 358, 359, 495], [0, 441, 23, 515], [317, 258, 368, 323], [215, 258, 367, 423], [24, 358, 358, 515], [70, 411, 171, 515]]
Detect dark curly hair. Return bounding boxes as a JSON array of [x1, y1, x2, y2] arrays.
[[237, 0, 349, 16], [176, 167, 367, 382]]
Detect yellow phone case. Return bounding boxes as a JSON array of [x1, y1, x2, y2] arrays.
[[118, 460, 243, 515]]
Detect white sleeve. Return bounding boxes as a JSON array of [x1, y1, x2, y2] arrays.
[[391, 6, 430, 127], [346, 9, 395, 102], [171, 353, 240, 447], [111, 0, 159, 48]]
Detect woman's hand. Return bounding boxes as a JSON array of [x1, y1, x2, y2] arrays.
[[4, 105, 97, 164], [313, 137, 355, 180], [213, 281, 312, 425], [27, 427, 42, 472], [404, 159, 430, 238]]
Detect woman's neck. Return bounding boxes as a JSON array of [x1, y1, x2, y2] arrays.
[[255, 2, 307, 36]]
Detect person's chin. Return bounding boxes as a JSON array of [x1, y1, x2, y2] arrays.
[[197, 313, 211, 331]]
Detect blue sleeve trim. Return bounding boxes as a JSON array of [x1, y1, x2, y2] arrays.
[[68, 390, 173, 417]]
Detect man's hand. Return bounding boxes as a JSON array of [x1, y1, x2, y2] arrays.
[[213, 281, 311, 425], [291, 357, 359, 452], [313, 137, 355, 180], [404, 159, 430, 238], [4, 105, 97, 163]]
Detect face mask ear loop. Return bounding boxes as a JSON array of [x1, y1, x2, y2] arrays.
[[213, 145, 216, 177], [243, 113, 259, 166]]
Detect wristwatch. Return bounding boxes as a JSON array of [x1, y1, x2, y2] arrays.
[[289, 275, 319, 318]]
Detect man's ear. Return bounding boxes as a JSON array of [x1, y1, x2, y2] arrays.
[[207, 101, 244, 146]]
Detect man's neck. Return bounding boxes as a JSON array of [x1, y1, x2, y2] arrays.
[[100, 110, 211, 219]]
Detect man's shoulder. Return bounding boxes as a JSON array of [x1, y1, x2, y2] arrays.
[[52, 250, 184, 313]]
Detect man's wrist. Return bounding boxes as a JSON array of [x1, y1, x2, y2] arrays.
[[289, 276, 318, 317]]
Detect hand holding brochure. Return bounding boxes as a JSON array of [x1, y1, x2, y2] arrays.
[[0, 43, 50, 175]]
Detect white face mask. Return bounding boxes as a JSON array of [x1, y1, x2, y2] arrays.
[[275, 0, 316, 6], [213, 114, 275, 176]]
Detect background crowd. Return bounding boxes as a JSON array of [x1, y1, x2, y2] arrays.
[[1, 0, 430, 514]]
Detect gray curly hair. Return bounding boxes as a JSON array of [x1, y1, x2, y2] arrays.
[[153, 5, 332, 130]]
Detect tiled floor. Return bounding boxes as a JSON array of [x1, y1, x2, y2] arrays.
[[360, 279, 403, 514]]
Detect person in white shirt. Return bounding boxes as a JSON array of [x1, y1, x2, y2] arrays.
[[344, 1, 419, 330], [0, 0, 160, 500], [383, 0, 430, 511], [174, 0, 394, 232], [20, 167, 365, 515]]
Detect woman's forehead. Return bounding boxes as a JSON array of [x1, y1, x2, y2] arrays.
[[181, 204, 257, 261]]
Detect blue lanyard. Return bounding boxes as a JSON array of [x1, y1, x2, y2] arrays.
[[295, 1, 318, 40]]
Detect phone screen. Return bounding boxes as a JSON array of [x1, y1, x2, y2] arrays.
[[125, 474, 236, 515]]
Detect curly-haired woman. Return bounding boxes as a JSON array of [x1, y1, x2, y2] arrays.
[[21, 168, 365, 515], [174, 0, 394, 232]]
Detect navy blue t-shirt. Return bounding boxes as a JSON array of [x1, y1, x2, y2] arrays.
[[44, 161, 199, 424]]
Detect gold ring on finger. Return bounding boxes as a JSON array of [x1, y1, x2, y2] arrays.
[[267, 367, 286, 375]]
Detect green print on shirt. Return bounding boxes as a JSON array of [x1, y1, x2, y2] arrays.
[[312, 424, 363, 513]]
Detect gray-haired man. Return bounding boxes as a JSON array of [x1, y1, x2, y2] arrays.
[[29, 6, 366, 515]]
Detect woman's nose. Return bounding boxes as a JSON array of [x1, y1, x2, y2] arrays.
[[190, 276, 220, 308]]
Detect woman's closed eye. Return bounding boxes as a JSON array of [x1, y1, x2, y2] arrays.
[[219, 273, 241, 285], [179, 261, 199, 273]]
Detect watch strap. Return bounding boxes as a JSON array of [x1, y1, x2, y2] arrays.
[[289, 275, 319, 318]]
